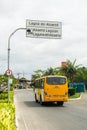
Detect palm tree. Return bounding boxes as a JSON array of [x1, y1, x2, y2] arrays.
[[74, 67, 87, 82], [60, 59, 80, 82], [43, 67, 56, 76], [31, 69, 44, 81]]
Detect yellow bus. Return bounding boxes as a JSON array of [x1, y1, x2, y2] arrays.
[[34, 75, 68, 106]]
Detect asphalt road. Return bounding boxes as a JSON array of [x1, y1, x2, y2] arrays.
[[14, 89, 87, 130]]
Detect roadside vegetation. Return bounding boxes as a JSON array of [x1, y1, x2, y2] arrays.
[[69, 93, 81, 99], [31, 59, 87, 83], [0, 91, 16, 130], [0, 75, 17, 130]]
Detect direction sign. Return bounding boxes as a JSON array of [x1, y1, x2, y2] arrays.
[[26, 20, 62, 39], [6, 69, 12, 76]]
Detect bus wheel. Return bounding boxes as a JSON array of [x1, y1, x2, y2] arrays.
[[57, 101, 64, 106], [35, 94, 38, 103], [40, 96, 44, 105]]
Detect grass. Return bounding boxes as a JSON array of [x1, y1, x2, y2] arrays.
[[85, 90, 87, 92], [0, 91, 16, 130], [69, 93, 81, 99]]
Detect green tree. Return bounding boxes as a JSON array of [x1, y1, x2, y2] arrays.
[[0, 74, 18, 91], [31, 59, 87, 83], [31, 69, 44, 81], [60, 59, 80, 82], [74, 67, 87, 82], [43, 67, 56, 76], [0, 74, 8, 87]]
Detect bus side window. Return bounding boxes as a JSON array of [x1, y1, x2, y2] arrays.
[[34, 82, 36, 88], [35, 81, 38, 88], [41, 79, 44, 88], [39, 80, 42, 88]]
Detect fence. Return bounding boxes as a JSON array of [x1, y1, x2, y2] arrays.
[[69, 82, 85, 92]]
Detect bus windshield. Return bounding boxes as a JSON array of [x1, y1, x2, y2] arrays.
[[46, 77, 66, 85]]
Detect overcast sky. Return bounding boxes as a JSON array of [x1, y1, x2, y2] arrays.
[[0, 0, 87, 79]]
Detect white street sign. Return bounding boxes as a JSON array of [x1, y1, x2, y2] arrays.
[[9, 79, 13, 84], [26, 20, 62, 39]]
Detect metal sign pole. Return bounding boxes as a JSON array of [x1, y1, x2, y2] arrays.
[[7, 28, 26, 103], [8, 36, 10, 103]]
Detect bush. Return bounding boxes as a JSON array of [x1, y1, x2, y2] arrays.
[[0, 91, 8, 100], [0, 103, 16, 130], [0, 91, 16, 129], [68, 87, 76, 96]]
